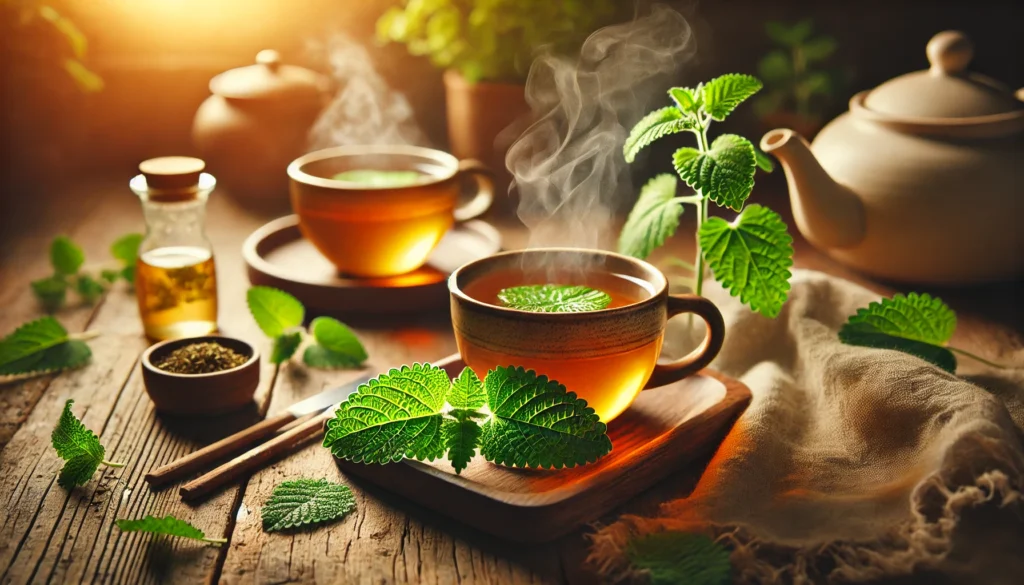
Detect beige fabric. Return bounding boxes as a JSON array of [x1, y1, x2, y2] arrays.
[[589, 270, 1024, 584]]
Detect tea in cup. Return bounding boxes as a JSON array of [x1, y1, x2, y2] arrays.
[[289, 145, 493, 278], [449, 248, 725, 422]]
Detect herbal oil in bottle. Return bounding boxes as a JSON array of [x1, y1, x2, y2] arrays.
[[130, 157, 219, 340]]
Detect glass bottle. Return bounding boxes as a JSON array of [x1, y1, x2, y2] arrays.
[[130, 157, 218, 341]]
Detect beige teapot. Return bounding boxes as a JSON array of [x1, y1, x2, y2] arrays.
[[762, 31, 1024, 284]]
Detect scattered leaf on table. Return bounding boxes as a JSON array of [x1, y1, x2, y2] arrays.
[[270, 332, 303, 365], [839, 292, 957, 372], [448, 368, 486, 410], [303, 317, 367, 368], [0, 316, 92, 377], [498, 284, 611, 313], [31, 276, 68, 311], [247, 286, 304, 338], [618, 173, 684, 260], [443, 412, 483, 474], [50, 236, 85, 276], [116, 515, 226, 545], [262, 478, 356, 532], [75, 275, 105, 303], [51, 399, 106, 488], [627, 531, 732, 585]]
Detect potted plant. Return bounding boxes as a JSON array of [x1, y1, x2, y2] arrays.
[[753, 19, 842, 138], [376, 0, 621, 184]]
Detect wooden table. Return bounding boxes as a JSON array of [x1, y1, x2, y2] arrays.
[[1, 177, 1021, 584]]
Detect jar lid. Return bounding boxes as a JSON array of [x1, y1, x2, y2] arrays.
[[863, 31, 1022, 119], [139, 156, 206, 201], [208, 49, 328, 104]]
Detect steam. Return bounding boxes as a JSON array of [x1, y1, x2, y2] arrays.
[[506, 4, 697, 256], [307, 34, 427, 149]]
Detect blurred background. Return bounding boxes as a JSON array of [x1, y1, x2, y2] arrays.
[[2, 0, 1021, 219]]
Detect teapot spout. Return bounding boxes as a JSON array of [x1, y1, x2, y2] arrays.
[[761, 129, 865, 249]]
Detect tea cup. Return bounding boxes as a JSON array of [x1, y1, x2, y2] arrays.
[[449, 248, 725, 422], [289, 145, 493, 278]]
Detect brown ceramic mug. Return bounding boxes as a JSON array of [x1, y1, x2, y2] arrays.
[[449, 248, 725, 422], [289, 145, 493, 278]]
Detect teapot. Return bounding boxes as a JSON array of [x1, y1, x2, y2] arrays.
[[762, 31, 1023, 284], [192, 50, 330, 202]]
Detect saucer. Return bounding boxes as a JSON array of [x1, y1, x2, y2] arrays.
[[242, 215, 502, 317]]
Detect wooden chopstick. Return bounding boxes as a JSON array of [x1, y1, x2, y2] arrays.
[[178, 410, 332, 502], [145, 411, 303, 488]]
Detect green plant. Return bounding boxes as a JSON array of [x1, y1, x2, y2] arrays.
[[51, 399, 123, 488], [115, 516, 227, 546], [375, 0, 621, 83], [1, 0, 103, 92], [839, 293, 1012, 372], [262, 479, 356, 532], [620, 74, 794, 318], [31, 233, 142, 312], [0, 316, 97, 379], [246, 286, 368, 371], [754, 19, 839, 122], [323, 363, 612, 474], [627, 532, 731, 585]]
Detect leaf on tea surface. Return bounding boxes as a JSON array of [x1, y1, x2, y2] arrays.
[[247, 286, 305, 338], [332, 170, 423, 187], [448, 367, 486, 410], [618, 174, 684, 260], [323, 363, 450, 464], [497, 285, 611, 313], [0, 317, 92, 377], [700, 74, 762, 121], [116, 515, 226, 546], [480, 366, 612, 469], [51, 399, 105, 488], [75, 275, 105, 303], [673, 134, 757, 211], [623, 106, 695, 163], [627, 532, 732, 585], [50, 236, 85, 276], [443, 412, 483, 474], [839, 293, 957, 372], [270, 332, 303, 365], [31, 276, 68, 311], [699, 204, 793, 318], [302, 317, 367, 368], [262, 478, 356, 532]]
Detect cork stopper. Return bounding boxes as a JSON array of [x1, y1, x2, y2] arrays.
[[139, 157, 205, 201]]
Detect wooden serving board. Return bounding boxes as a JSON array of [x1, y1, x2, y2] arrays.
[[336, 367, 751, 543]]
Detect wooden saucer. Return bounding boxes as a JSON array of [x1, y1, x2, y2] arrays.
[[336, 362, 751, 543], [243, 215, 502, 317]]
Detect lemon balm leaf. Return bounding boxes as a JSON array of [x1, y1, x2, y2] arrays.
[[50, 236, 85, 276], [116, 515, 226, 546], [270, 332, 302, 365], [480, 366, 612, 469], [448, 368, 486, 410], [627, 532, 732, 585], [699, 205, 793, 318], [673, 134, 757, 211], [618, 174, 684, 260], [247, 286, 304, 338], [0, 317, 91, 376], [700, 73, 762, 121], [31, 276, 68, 312], [623, 106, 696, 163], [51, 399, 116, 488], [323, 363, 449, 464], [262, 479, 356, 532], [498, 285, 611, 313], [303, 317, 367, 368], [839, 293, 958, 372], [444, 413, 483, 474]]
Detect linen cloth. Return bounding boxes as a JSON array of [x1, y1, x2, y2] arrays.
[[589, 270, 1024, 584]]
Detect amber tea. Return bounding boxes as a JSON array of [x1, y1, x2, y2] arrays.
[[458, 269, 661, 422], [136, 246, 218, 340]]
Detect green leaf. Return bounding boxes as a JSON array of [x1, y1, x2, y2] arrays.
[[302, 317, 367, 368], [700, 74, 762, 121], [120, 265, 136, 285], [111, 233, 143, 265], [623, 106, 695, 164], [0, 317, 93, 376], [448, 368, 486, 410], [51, 399, 105, 488], [754, 147, 775, 173], [100, 269, 120, 284], [50, 236, 84, 276], [839, 293, 958, 372], [498, 285, 611, 313], [627, 532, 732, 585], [668, 87, 698, 113], [261, 479, 356, 532], [802, 36, 837, 62], [699, 205, 793, 318], [247, 286, 305, 338], [618, 174, 684, 260], [32, 276, 68, 311], [116, 515, 226, 546], [673, 134, 757, 211], [271, 332, 303, 365], [480, 366, 612, 469], [757, 50, 792, 84], [766, 19, 813, 46], [323, 363, 450, 464], [75, 275, 105, 304], [443, 413, 483, 474]]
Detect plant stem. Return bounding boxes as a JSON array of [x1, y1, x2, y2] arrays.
[[202, 537, 228, 546], [692, 125, 711, 299], [948, 347, 1013, 370], [102, 459, 125, 468], [70, 330, 101, 341]]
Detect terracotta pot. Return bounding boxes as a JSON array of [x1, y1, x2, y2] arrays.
[[192, 50, 330, 202], [443, 70, 529, 202]]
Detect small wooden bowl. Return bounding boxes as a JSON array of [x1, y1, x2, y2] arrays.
[[141, 336, 260, 416]]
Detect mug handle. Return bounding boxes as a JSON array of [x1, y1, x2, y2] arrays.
[[453, 159, 495, 222], [644, 294, 726, 389]]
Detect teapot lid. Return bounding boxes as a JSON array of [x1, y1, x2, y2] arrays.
[[863, 31, 1022, 119], [209, 50, 328, 104]]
